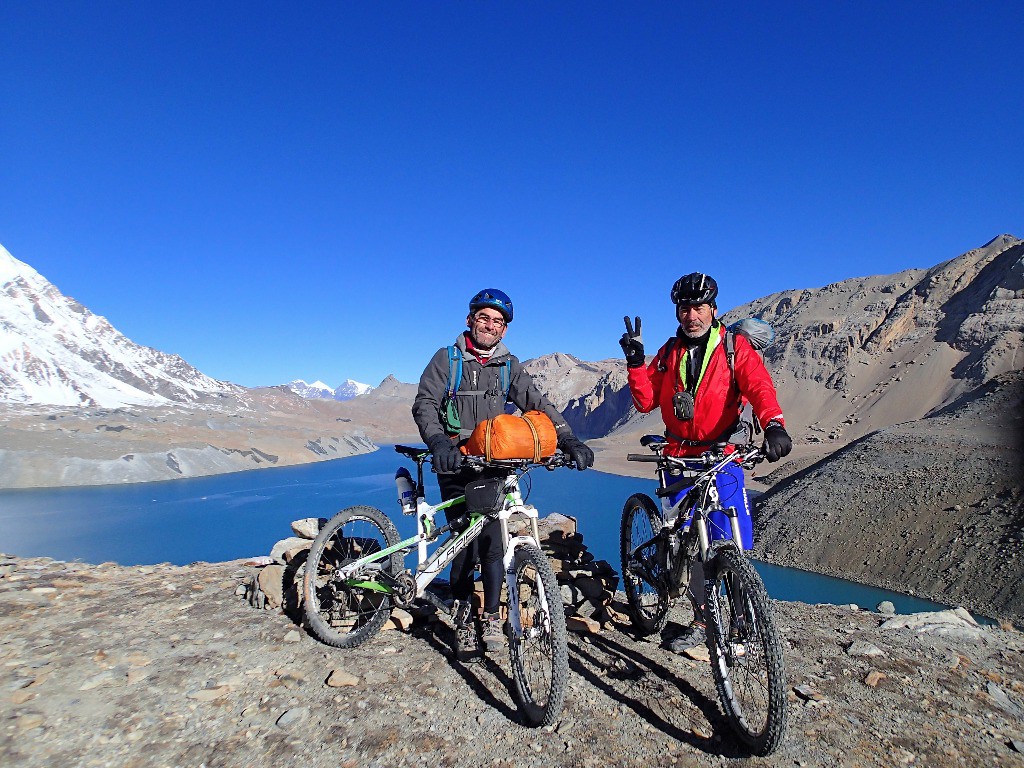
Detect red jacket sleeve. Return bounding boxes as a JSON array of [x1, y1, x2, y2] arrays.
[[626, 341, 671, 414]]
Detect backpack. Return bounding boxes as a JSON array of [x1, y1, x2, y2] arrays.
[[656, 318, 775, 441], [440, 345, 513, 436]]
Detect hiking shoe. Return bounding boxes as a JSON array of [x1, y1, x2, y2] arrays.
[[667, 621, 706, 654], [481, 611, 505, 653], [453, 600, 481, 662]]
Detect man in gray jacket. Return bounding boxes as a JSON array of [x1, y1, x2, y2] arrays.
[[412, 288, 594, 661]]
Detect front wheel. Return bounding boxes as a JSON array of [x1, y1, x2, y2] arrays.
[[620, 493, 669, 636], [302, 505, 401, 649], [507, 544, 569, 727], [704, 546, 788, 755]]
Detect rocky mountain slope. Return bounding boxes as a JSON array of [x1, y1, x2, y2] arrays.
[[0, 243, 422, 487], [726, 234, 1022, 448], [0, 244, 242, 408], [592, 234, 1024, 477], [521, 354, 631, 439], [753, 369, 1024, 623], [3, 554, 1023, 768]]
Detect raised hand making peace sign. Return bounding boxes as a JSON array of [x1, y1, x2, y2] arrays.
[[619, 315, 646, 368]]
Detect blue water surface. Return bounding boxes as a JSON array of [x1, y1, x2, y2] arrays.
[[0, 445, 953, 615]]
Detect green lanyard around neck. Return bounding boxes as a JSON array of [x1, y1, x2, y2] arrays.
[[678, 324, 722, 393]]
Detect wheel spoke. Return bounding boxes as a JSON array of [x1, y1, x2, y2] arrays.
[[620, 494, 669, 635], [302, 506, 399, 649]]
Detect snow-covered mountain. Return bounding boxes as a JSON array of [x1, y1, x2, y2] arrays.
[[333, 379, 373, 400], [285, 379, 336, 399], [0, 243, 242, 407], [284, 378, 373, 401]]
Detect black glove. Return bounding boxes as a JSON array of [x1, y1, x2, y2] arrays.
[[619, 315, 645, 368], [558, 435, 594, 471], [763, 422, 792, 463], [427, 433, 463, 473]]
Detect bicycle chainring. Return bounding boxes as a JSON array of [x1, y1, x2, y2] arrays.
[[391, 571, 417, 608]]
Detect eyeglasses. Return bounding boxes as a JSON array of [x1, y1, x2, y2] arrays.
[[473, 314, 506, 329]]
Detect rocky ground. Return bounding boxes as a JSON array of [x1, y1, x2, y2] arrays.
[[3, 555, 1024, 768]]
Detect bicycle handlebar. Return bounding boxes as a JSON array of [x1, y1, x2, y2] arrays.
[[462, 452, 575, 471], [396, 444, 574, 472], [627, 444, 766, 468]]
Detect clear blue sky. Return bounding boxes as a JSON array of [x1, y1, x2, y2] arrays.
[[2, 3, 1020, 387]]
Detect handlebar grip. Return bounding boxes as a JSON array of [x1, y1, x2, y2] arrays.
[[626, 454, 661, 462]]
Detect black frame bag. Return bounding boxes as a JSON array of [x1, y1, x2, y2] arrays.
[[464, 476, 506, 519]]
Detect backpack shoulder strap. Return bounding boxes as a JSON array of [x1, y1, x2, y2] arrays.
[[445, 346, 463, 398], [725, 329, 736, 379], [500, 359, 511, 400], [656, 337, 679, 373]]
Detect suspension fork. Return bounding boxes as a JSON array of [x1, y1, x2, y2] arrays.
[[500, 488, 549, 640]]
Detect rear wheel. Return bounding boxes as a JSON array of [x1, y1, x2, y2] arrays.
[[705, 546, 788, 755], [302, 505, 401, 648], [620, 493, 669, 635], [508, 544, 569, 727]]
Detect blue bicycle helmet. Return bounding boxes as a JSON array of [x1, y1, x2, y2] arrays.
[[469, 288, 514, 323], [670, 272, 718, 307]]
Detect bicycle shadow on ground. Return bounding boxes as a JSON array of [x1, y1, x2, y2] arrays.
[[413, 620, 525, 726], [568, 629, 750, 759]]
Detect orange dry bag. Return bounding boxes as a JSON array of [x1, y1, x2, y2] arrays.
[[460, 410, 558, 462]]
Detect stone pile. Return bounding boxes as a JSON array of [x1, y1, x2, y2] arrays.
[[243, 512, 622, 634], [240, 517, 322, 615]]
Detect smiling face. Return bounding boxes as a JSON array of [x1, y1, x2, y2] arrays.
[[467, 308, 508, 349], [676, 302, 716, 338]]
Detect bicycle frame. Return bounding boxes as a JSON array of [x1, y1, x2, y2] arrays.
[[333, 452, 552, 632], [625, 444, 761, 598], [661, 447, 760, 559]]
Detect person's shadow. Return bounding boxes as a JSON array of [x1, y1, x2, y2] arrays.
[[567, 628, 751, 758], [411, 610, 524, 724]]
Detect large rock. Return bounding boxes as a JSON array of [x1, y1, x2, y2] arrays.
[[291, 518, 326, 539], [257, 564, 286, 610], [879, 607, 985, 639], [270, 537, 310, 564]]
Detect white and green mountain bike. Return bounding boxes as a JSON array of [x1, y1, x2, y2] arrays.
[[302, 444, 573, 727]]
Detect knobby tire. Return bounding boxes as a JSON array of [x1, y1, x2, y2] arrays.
[[620, 493, 669, 636], [302, 505, 401, 649], [704, 545, 788, 755], [508, 544, 569, 727]]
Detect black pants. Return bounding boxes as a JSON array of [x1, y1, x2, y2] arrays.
[[437, 467, 504, 614]]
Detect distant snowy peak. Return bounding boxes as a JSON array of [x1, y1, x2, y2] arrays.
[[0, 243, 242, 408], [333, 379, 373, 400], [286, 379, 335, 399], [284, 378, 373, 401]]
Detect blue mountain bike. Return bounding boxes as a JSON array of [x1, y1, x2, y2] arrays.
[[621, 436, 787, 755]]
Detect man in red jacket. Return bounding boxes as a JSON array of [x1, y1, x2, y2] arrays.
[[619, 272, 792, 652]]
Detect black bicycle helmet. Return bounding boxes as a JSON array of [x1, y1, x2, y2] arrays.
[[670, 272, 718, 307], [469, 288, 514, 322]]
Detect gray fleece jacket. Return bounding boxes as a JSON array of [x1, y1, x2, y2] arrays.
[[412, 332, 574, 444]]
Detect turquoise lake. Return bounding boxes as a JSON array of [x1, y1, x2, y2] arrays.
[[0, 445, 954, 616]]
